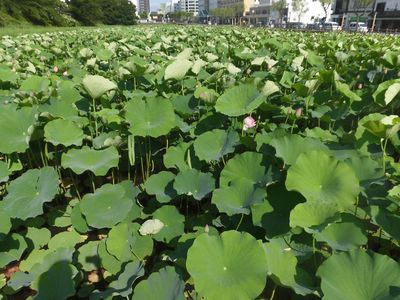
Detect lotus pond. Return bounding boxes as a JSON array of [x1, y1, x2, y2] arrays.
[[0, 26, 400, 299]]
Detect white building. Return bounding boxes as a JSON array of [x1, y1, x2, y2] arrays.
[[180, 0, 199, 15], [166, 0, 181, 12]]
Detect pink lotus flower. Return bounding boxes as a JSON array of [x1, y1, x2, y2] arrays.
[[53, 66, 59, 73], [243, 116, 256, 131], [295, 108, 302, 118]]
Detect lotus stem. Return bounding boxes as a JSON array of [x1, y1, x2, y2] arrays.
[[92, 97, 98, 137], [235, 214, 244, 231], [381, 138, 388, 174]]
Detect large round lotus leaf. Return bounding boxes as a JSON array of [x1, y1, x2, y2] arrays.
[[80, 184, 133, 229], [315, 222, 367, 251], [2, 167, 59, 220], [163, 142, 201, 171], [173, 169, 215, 200], [20, 75, 50, 93], [33, 261, 75, 300], [286, 151, 360, 210], [0, 68, 18, 83], [132, 266, 185, 300], [44, 119, 84, 146], [317, 250, 400, 300], [264, 239, 315, 296], [77, 241, 100, 271], [344, 155, 383, 183], [186, 231, 268, 300], [82, 75, 117, 99], [0, 233, 27, 268], [289, 202, 341, 230], [91, 261, 144, 299], [152, 205, 185, 243], [70, 202, 90, 234], [0, 211, 11, 240], [25, 227, 51, 250], [144, 171, 177, 203], [106, 222, 153, 262], [0, 105, 37, 154], [62, 146, 119, 176], [98, 240, 123, 275], [270, 134, 329, 165], [370, 205, 400, 240], [193, 129, 239, 162], [212, 178, 266, 216], [19, 249, 48, 272], [220, 152, 269, 187], [0, 161, 10, 183], [215, 84, 265, 116], [125, 97, 176, 137], [164, 59, 193, 81], [48, 230, 83, 250]]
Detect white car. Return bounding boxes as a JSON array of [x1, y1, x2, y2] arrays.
[[348, 22, 368, 32], [323, 22, 341, 31]]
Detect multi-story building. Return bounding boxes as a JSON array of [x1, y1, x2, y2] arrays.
[[180, 0, 199, 15], [371, 0, 400, 29], [138, 0, 150, 13], [166, 0, 181, 12]]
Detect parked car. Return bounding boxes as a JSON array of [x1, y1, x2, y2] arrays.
[[348, 22, 368, 32], [286, 22, 305, 29], [322, 21, 341, 31]]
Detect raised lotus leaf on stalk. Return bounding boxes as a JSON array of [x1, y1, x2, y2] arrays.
[[61, 146, 119, 176], [132, 266, 185, 300], [173, 169, 215, 200], [2, 167, 59, 220], [286, 151, 360, 211], [144, 171, 177, 203], [163, 142, 201, 171], [44, 119, 84, 147], [124, 97, 176, 137], [0, 105, 37, 154], [164, 58, 193, 81], [317, 250, 400, 300], [212, 178, 266, 216], [80, 184, 134, 229], [186, 231, 268, 300], [373, 79, 400, 106], [193, 129, 239, 162], [215, 84, 265, 116], [82, 75, 117, 99]]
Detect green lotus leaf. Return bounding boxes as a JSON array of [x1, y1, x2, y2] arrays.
[[370, 205, 400, 240], [91, 261, 144, 300], [144, 171, 177, 203], [0, 105, 37, 154], [335, 81, 361, 102], [25, 227, 51, 249], [44, 119, 84, 146], [286, 151, 360, 210], [33, 261, 76, 300], [80, 184, 134, 229], [344, 155, 383, 183], [70, 202, 90, 233], [47, 203, 74, 228], [315, 222, 367, 251], [61, 146, 119, 176], [215, 84, 265, 116], [373, 79, 400, 106], [193, 129, 239, 162], [270, 134, 329, 165], [317, 250, 400, 300], [48, 230, 83, 250], [264, 239, 316, 295], [186, 231, 267, 300], [132, 266, 185, 300], [0, 211, 11, 240], [8, 271, 34, 291], [0, 161, 10, 183], [164, 59, 193, 81], [96, 48, 113, 61], [19, 249, 48, 272], [220, 152, 270, 187], [98, 240, 123, 275], [0, 234, 27, 268], [163, 142, 200, 171], [82, 75, 117, 99], [0, 68, 18, 83], [152, 205, 185, 243], [289, 202, 341, 230], [77, 241, 100, 271], [3, 167, 59, 220], [212, 178, 266, 216], [106, 222, 153, 262], [125, 97, 176, 137], [20, 75, 50, 93], [173, 169, 215, 200]]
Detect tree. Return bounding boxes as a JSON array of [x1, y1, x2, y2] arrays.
[[291, 0, 308, 21], [318, 0, 332, 20], [352, 0, 374, 26], [66, 0, 102, 26], [99, 0, 137, 25], [272, 0, 287, 23]]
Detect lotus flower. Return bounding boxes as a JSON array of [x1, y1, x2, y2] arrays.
[[295, 108, 302, 118], [53, 66, 59, 73], [243, 116, 256, 131], [204, 224, 209, 233], [63, 71, 68, 76]]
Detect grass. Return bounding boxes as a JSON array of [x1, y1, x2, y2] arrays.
[[0, 26, 84, 37]]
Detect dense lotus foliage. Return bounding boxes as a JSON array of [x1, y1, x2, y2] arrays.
[[0, 26, 400, 299]]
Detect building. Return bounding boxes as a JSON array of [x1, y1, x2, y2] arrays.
[[138, 0, 151, 13], [180, 0, 199, 15], [246, 0, 331, 25], [372, 0, 400, 29], [166, 0, 181, 12]]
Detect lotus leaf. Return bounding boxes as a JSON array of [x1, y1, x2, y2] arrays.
[[289, 202, 341, 229], [20, 75, 50, 93], [286, 151, 360, 210], [0, 211, 11, 240], [132, 266, 185, 300], [61, 146, 119, 176], [80, 184, 133, 228], [144, 171, 177, 203], [215, 84, 265, 116], [0, 161, 9, 183], [82, 75, 117, 99], [173, 169, 215, 200], [48, 230, 83, 250], [193, 129, 239, 162], [317, 250, 400, 300], [164, 59, 193, 81], [0, 234, 27, 268], [25, 227, 51, 249], [44, 119, 84, 146], [152, 205, 185, 243], [77, 241, 100, 271], [2, 167, 59, 220]]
